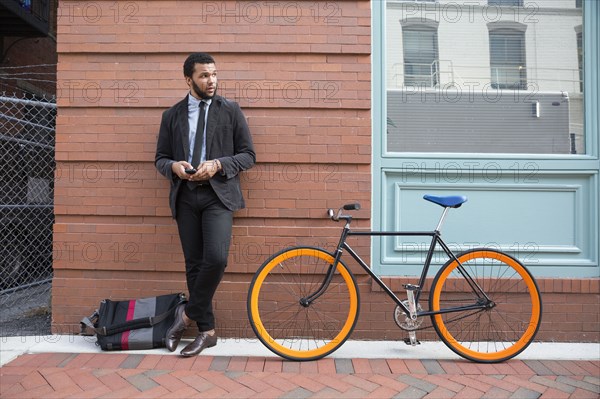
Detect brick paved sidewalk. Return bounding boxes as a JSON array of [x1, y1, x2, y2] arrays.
[[1, 353, 598, 398]]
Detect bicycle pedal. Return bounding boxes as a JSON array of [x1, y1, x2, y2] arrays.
[[402, 284, 419, 291], [403, 338, 421, 346]]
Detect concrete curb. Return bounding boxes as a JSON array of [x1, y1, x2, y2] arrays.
[[2, 336, 599, 367]]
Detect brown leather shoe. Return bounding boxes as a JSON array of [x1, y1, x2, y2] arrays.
[[180, 332, 217, 357], [165, 304, 189, 352]]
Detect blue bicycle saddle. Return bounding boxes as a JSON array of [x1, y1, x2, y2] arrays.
[[423, 194, 468, 208]]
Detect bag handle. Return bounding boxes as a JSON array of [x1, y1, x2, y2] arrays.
[[80, 294, 186, 336], [80, 311, 100, 336]]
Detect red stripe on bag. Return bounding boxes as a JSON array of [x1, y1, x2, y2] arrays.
[[121, 300, 136, 350]]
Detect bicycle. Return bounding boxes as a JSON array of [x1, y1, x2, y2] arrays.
[[247, 195, 542, 363]]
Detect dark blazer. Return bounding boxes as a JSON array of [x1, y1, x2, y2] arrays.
[[155, 94, 256, 218]]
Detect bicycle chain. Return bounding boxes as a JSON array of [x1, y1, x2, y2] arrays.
[[399, 307, 487, 332]]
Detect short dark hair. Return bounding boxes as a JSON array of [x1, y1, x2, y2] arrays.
[[183, 53, 216, 78]]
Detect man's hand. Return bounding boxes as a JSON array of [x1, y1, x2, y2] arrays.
[[171, 161, 194, 180], [193, 160, 221, 180], [173, 160, 221, 181]]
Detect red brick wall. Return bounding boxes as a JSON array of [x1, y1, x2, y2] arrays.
[[53, 0, 599, 343], [53, 0, 372, 335]]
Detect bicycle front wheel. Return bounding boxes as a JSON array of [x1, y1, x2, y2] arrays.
[[430, 248, 542, 363], [247, 246, 360, 361]]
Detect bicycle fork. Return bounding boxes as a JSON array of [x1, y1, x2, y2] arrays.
[[301, 225, 350, 306]]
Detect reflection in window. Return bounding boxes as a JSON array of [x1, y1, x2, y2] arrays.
[[402, 26, 439, 87], [490, 29, 527, 90], [385, 0, 584, 155]]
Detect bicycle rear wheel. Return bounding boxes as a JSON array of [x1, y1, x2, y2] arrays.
[[430, 248, 542, 363], [247, 246, 360, 361]]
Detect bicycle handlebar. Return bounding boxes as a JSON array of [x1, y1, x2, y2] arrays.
[[328, 203, 361, 221]]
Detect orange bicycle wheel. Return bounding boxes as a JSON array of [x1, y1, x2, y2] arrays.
[[247, 247, 360, 361], [430, 248, 542, 363]]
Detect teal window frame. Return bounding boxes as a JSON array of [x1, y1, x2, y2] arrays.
[[372, 0, 599, 278]]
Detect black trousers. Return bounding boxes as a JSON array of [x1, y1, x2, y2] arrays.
[[175, 184, 233, 332]]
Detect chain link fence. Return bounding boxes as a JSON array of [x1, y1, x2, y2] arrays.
[[0, 92, 55, 336]]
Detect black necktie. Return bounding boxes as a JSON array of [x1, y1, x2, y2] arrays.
[[191, 101, 206, 168], [187, 101, 206, 190]]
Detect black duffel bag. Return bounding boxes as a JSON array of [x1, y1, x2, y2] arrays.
[[80, 293, 186, 351]]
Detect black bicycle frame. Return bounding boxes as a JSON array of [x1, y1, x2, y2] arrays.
[[304, 222, 491, 318]]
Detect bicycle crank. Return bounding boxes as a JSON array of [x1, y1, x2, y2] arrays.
[[394, 301, 424, 332], [394, 285, 424, 346]]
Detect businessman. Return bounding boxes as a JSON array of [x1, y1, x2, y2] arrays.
[[155, 52, 255, 356]]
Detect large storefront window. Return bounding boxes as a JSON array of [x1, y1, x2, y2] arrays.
[[386, 0, 584, 154], [375, 0, 598, 278]]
